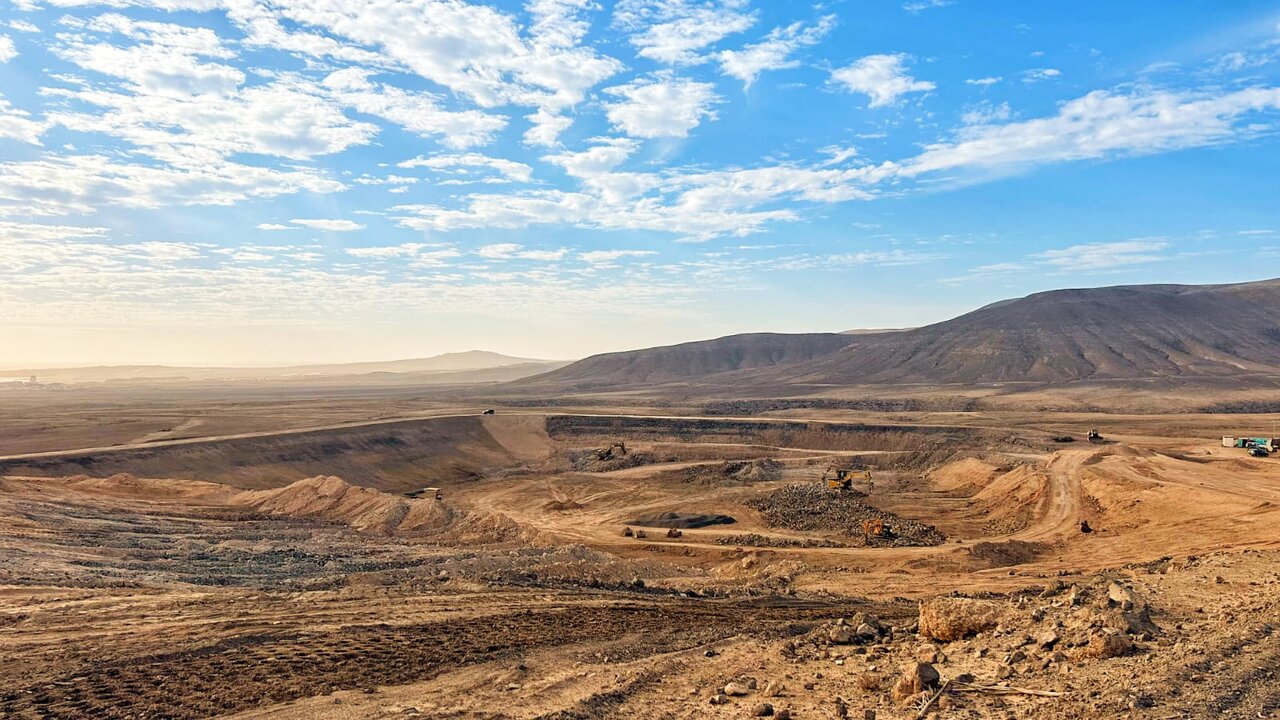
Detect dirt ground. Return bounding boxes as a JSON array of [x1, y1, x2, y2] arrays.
[[3, 398, 1280, 718]]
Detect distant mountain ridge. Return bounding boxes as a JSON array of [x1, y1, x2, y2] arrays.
[[9, 350, 560, 384], [520, 278, 1280, 389]]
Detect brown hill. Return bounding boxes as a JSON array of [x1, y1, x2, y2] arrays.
[[776, 278, 1280, 385], [520, 332, 853, 388], [523, 278, 1280, 389]]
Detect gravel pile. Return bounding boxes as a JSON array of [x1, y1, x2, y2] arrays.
[[745, 483, 945, 547]]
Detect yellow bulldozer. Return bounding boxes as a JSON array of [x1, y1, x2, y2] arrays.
[[822, 465, 872, 492]]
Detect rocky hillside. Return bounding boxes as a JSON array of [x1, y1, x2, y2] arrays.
[[521, 332, 854, 387], [525, 278, 1280, 388], [774, 278, 1280, 384]]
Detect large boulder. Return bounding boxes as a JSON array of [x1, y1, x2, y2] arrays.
[[918, 597, 1003, 641]]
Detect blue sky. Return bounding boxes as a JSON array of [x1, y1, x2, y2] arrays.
[[2, 0, 1280, 365]]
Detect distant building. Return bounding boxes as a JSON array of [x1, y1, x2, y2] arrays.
[[28, 375, 36, 385]]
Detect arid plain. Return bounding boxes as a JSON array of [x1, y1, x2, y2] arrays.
[[3, 374, 1279, 719]]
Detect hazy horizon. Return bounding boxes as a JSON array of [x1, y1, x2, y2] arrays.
[[3, 1, 1280, 367]]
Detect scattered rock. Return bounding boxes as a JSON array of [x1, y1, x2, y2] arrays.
[[724, 681, 752, 696], [856, 673, 883, 691], [1037, 630, 1060, 649], [775, 709, 792, 720], [710, 693, 729, 705], [1077, 630, 1133, 660], [891, 662, 940, 702], [916, 643, 945, 663], [918, 597, 1003, 641], [1107, 582, 1139, 611], [828, 625, 855, 644], [763, 680, 784, 697], [752, 702, 775, 716]]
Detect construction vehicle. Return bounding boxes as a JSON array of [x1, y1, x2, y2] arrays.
[[666, 527, 683, 538], [481, 409, 496, 415], [862, 518, 894, 543], [596, 441, 628, 461], [822, 465, 872, 492], [1087, 429, 1102, 443], [1251, 446, 1270, 458]]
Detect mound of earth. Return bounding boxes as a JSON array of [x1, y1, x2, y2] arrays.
[[626, 511, 736, 529], [965, 540, 1048, 568], [234, 475, 452, 536], [683, 458, 784, 486], [746, 483, 945, 546], [569, 449, 669, 472], [543, 499, 585, 511]]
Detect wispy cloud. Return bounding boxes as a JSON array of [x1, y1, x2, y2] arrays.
[[290, 218, 365, 232], [830, 54, 935, 107]]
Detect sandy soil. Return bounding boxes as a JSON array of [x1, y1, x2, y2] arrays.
[[3, 408, 1280, 718]]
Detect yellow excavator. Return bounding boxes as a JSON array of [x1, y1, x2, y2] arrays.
[[822, 465, 872, 492], [596, 441, 628, 461]]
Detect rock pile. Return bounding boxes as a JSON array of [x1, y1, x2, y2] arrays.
[[745, 483, 945, 546], [683, 458, 785, 486]]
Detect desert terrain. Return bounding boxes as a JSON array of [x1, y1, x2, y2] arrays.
[[3, 382, 1280, 719]]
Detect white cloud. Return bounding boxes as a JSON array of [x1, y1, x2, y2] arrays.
[[903, 0, 955, 13], [478, 242, 523, 259], [238, 0, 621, 112], [255, 223, 294, 231], [775, 249, 944, 270], [1022, 67, 1062, 84], [523, 107, 575, 147], [965, 76, 1001, 86], [0, 154, 344, 218], [0, 35, 16, 63], [0, 97, 45, 145], [903, 87, 1280, 178], [346, 243, 428, 258], [1037, 240, 1169, 271], [818, 145, 859, 166], [831, 54, 935, 107], [398, 153, 534, 183], [580, 249, 656, 264], [616, 0, 756, 65], [46, 21, 379, 163], [8, 20, 40, 33], [604, 76, 719, 138], [717, 15, 836, 89], [0, 221, 109, 243], [409, 248, 463, 267], [960, 101, 1011, 126], [477, 242, 569, 261], [322, 68, 506, 149], [392, 157, 880, 242], [290, 218, 365, 232]]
